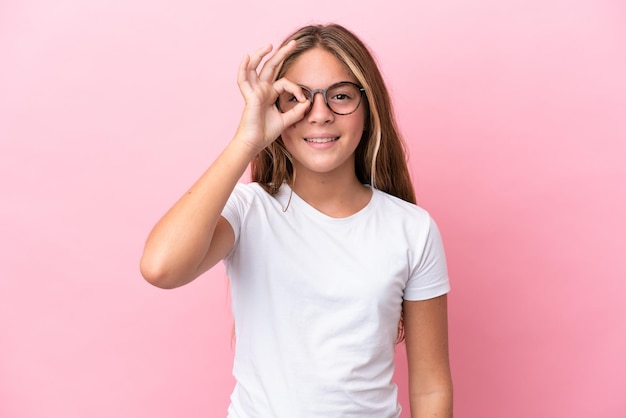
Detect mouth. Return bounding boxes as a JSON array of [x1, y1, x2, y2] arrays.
[[304, 137, 339, 144]]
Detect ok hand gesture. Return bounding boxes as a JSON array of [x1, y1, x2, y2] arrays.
[[234, 40, 309, 153]]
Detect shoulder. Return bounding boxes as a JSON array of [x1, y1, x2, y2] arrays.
[[226, 182, 291, 218], [228, 182, 277, 206], [230, 181, 266, 198], [370, 189, 444, 250], [372, 188, 434, 226]]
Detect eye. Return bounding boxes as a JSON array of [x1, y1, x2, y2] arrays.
[[330, 90, 356, 101], [328, 83, 360, 102]]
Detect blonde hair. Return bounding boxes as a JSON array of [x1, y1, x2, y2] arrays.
[[251, 23, 416, 206]]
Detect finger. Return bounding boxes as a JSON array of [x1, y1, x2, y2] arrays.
[[247, 44, 273, 74], [237, 54, 251, 88], [273, 77, 307, 102], [237, 53, 261, 98], [237, 45, 274, 91], [280, 100, 309, 127], [272, 78, 309, 126], [258, 40, 297, 83]]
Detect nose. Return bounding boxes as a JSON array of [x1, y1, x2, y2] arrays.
[[306, 91, 334, 123]]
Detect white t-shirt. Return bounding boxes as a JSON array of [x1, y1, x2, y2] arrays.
[[221, 182, 450, 418]]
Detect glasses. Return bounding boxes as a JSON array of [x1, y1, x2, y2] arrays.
[[276, 81, 365, 116]]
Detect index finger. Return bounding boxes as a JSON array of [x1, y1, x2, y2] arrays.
[[258, 40, 297, 83]]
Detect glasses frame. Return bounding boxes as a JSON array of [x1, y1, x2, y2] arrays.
[[276, 81, 366, 116]]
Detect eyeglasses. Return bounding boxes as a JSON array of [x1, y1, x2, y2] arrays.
[[276, 81, 365, 116]]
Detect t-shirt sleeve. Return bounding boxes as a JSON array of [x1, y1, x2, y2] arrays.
[[220, 183, 251, 246], [403, 217, 451, 301]]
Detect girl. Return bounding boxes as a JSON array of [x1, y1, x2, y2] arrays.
[[141, 24, 453, 418]]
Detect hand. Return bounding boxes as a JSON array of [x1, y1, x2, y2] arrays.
[[234, 40, 309, 153]]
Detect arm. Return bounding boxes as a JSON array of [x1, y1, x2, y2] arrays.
[[140, 41, 309, 289], [403, 295, 453, 417]]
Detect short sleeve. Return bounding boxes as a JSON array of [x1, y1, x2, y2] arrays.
[[221, 183, 253, 245], [403, 217, 450, 301]]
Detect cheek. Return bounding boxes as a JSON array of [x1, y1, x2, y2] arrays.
[[280, 129, 302, 155], [281, 126, 299, 143], [348, 114, 367, 137]]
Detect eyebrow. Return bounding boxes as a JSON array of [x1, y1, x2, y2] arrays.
[[297, 81, 360, 90]]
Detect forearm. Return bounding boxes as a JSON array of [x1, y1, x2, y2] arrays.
[[409, 387, 453, 418], [404, 296, 453, 418], [140, 137, 259, 288]]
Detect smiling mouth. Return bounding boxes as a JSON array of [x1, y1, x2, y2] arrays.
[[304, 137, 339, 143]]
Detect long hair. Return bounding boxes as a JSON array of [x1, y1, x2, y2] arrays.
[[251, 24, 415, 342], [251, 24, 416, 206]]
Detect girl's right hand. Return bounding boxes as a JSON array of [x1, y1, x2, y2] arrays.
[[234, 40, 309, 153]]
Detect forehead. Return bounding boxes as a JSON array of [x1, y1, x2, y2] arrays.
[[283, 47, 357, 87]]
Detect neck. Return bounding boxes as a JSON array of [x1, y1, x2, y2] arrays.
[[290, 167, 372, 218]]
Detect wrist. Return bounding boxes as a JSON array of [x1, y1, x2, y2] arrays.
[[228, 134, 264, 162]]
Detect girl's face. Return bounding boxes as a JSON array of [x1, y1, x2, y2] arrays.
[[280, 47, 366, 182]]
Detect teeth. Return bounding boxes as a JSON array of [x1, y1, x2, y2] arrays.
[[305, 137, 338, 143]]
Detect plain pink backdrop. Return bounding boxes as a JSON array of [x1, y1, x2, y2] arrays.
[[1, 0, 625, 417]]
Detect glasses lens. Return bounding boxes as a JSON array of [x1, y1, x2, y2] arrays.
[[326, 82, 362, 114]]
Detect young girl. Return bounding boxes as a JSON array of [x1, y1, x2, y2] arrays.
[[141, 24, 453, 418]]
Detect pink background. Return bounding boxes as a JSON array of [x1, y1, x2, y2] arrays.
[[1, 0, 625, 417]]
